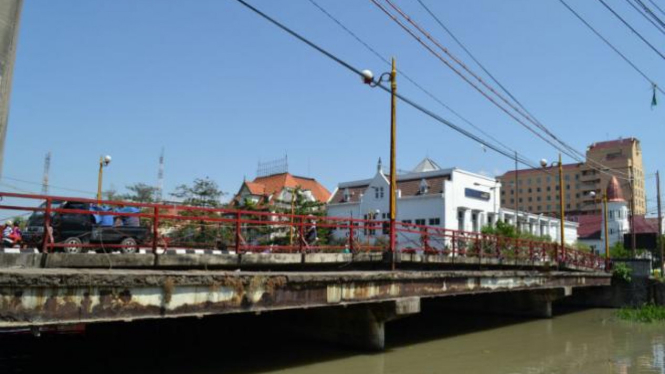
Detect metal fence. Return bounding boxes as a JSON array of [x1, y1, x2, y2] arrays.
[[0, 191, 605, 270]]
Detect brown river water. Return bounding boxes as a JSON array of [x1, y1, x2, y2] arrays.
[[1, 308, 663, 373]]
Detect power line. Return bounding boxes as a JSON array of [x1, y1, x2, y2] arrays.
[[596, 0, 665, 61], [373, 0, 633, 181], [306, 0, 520, 158], [416, 0, 619, 175], [559, 0, 665, 95], [623, 0, 665, 35], [635, 0, 665, 29], [1, 176, 96, 196], [646, 0, 665, 18], [233, 0, 550, 174]]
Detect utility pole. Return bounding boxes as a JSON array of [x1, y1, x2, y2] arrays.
[[515, 151, 519, 233], [657, 170, 663, 273], [389, 58, 397, 271], [630, 166, 637, 256], [41, 151, 51, 195]]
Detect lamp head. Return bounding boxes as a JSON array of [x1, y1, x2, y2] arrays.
[[539, 159, 548, 168], [102, 155, 112, 166], [589, 191, 596, 198], [361, 69, 374, 84]]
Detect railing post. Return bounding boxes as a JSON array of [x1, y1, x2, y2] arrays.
[[42, 198, 52, 253], [477, 233, 482, 260], [152, 206, 159, 254], [299, 216, 305, 254], [452, 231, 456, 259], [235, 211, 241, 254], [529, 241, 534, 261], [349, 219, 355, 252]]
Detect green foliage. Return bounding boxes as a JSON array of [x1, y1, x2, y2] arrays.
[[617, 304, 665, 323], [481, 220, 517, 239], [123, 183, 159, 203], [610, 242, 631, 259], [171, 177, 225, 208], [574, 242, 592, 253], [612, 262, 632, 282]]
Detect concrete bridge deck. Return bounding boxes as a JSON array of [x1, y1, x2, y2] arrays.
[[0, 265, 610, 348]]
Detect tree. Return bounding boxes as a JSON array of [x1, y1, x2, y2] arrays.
[[123, 183, 159, 203], [170, 177, 225, 207]]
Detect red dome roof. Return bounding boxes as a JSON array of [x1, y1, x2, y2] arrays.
[[606, 176, 625, 202]]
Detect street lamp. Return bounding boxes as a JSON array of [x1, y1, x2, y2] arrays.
[[363, 58, 397, 270], [97, 155, 112, 202], [540, 153, 565, 262], [589, 190, 610, 268]]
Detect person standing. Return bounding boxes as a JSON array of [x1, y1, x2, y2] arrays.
[[2, 220, 13, 248]]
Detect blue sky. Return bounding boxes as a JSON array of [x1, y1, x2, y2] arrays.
[[3, 0, 664, 213]]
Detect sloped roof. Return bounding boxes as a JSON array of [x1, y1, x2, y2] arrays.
[[633, 216, 660, 234], [570, 214, 602, 239], [329, 175, 450, 203], [243, 181, 265, 195], [245, 173, 331, 203], [412, 158, 442, 173], [606, 176, 625, 202]]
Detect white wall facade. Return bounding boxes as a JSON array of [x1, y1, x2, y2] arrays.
[[327, 164, 579, 248]]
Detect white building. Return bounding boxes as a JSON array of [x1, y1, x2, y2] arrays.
[[327, 158, 578, 248]]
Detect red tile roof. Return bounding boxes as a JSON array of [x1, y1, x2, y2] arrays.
[[569, 214, 602, 239], [234, 173, 331, 205], [632, 216, 661, 234]]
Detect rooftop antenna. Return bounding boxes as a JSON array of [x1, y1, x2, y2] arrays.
[[256, 154, 288, 177], [41, 151, 51, 195], [157, 147, 164, 202]]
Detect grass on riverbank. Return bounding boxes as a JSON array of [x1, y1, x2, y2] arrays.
[[617, 304, 665, 323]]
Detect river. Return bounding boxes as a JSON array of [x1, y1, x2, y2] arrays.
[[1, 308, 663, 373]]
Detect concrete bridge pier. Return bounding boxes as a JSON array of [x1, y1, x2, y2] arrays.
[[435, 287, 572, 318], [289, 297, 421, 351]]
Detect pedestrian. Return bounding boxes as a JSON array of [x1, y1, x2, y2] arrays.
[[304, 215, 318, 249], [10, 222, 22, 248], [2, 220, 14, 248]]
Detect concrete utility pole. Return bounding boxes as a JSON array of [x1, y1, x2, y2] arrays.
[[389, 58, 397, 271], [0, 0, 22, 178], [657, 170, 663, 273]]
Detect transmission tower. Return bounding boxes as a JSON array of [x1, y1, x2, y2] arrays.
[[157, 148, 164, 202], [41, 151, 51, 195]]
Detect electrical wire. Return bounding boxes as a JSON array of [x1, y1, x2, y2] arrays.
[[559, 0, 665, 96], [1, 176, 97, 196], [646, 0, 665, 18], [634, 0, 665, 29], [232, 0, 550, 174], [596, 0, 665, 61], [623, 0, 665, 34], [416, 0, 627, 177], [373, 0, 633, 181], [305, 0, 522, 159]]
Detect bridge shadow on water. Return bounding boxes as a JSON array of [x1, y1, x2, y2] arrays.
[[0, 297, 583, 374]]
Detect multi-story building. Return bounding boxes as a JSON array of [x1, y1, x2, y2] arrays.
[[497, 138, 645, 216], [326, 158, 579, 248]]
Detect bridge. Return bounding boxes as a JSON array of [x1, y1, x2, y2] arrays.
[[0, 192, 611, 350]]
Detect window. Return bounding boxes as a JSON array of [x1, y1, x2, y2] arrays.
[[528, 206, 532, 211], [547, 196, 551, 201], [566, 184, 570, 190], [415, 219, 426, 226], [547, 204, 551, 210], [510, 198, 515, 203], [519, 189, 523, 194], [547, 186, 551, 192], [527, 178, 532, 185], [501, 199, 506, 204], [528, 197, 533, 202], [519, 198, 523, 203], [429, 218, 440, 226], [402, 219, 412, 224], [555, 185, 560, 191], [536, 177, 541, 184], [510, 190, 514, 195], [528, 188, 532, 193], [566, 204, 570, 209], [537, 196, 541, 201], [565, 175, 570, 181], [501, 190, 505, 195], [537, 187, 541, 192], [537, 206, 541, 210], [575, 174, 580, 180], [547, 176, 552, 183]]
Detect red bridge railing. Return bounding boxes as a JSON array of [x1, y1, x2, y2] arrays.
[[0, 192, 606, 271]]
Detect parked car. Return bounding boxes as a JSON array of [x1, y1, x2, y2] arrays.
[[22, 201, 149, 253]]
